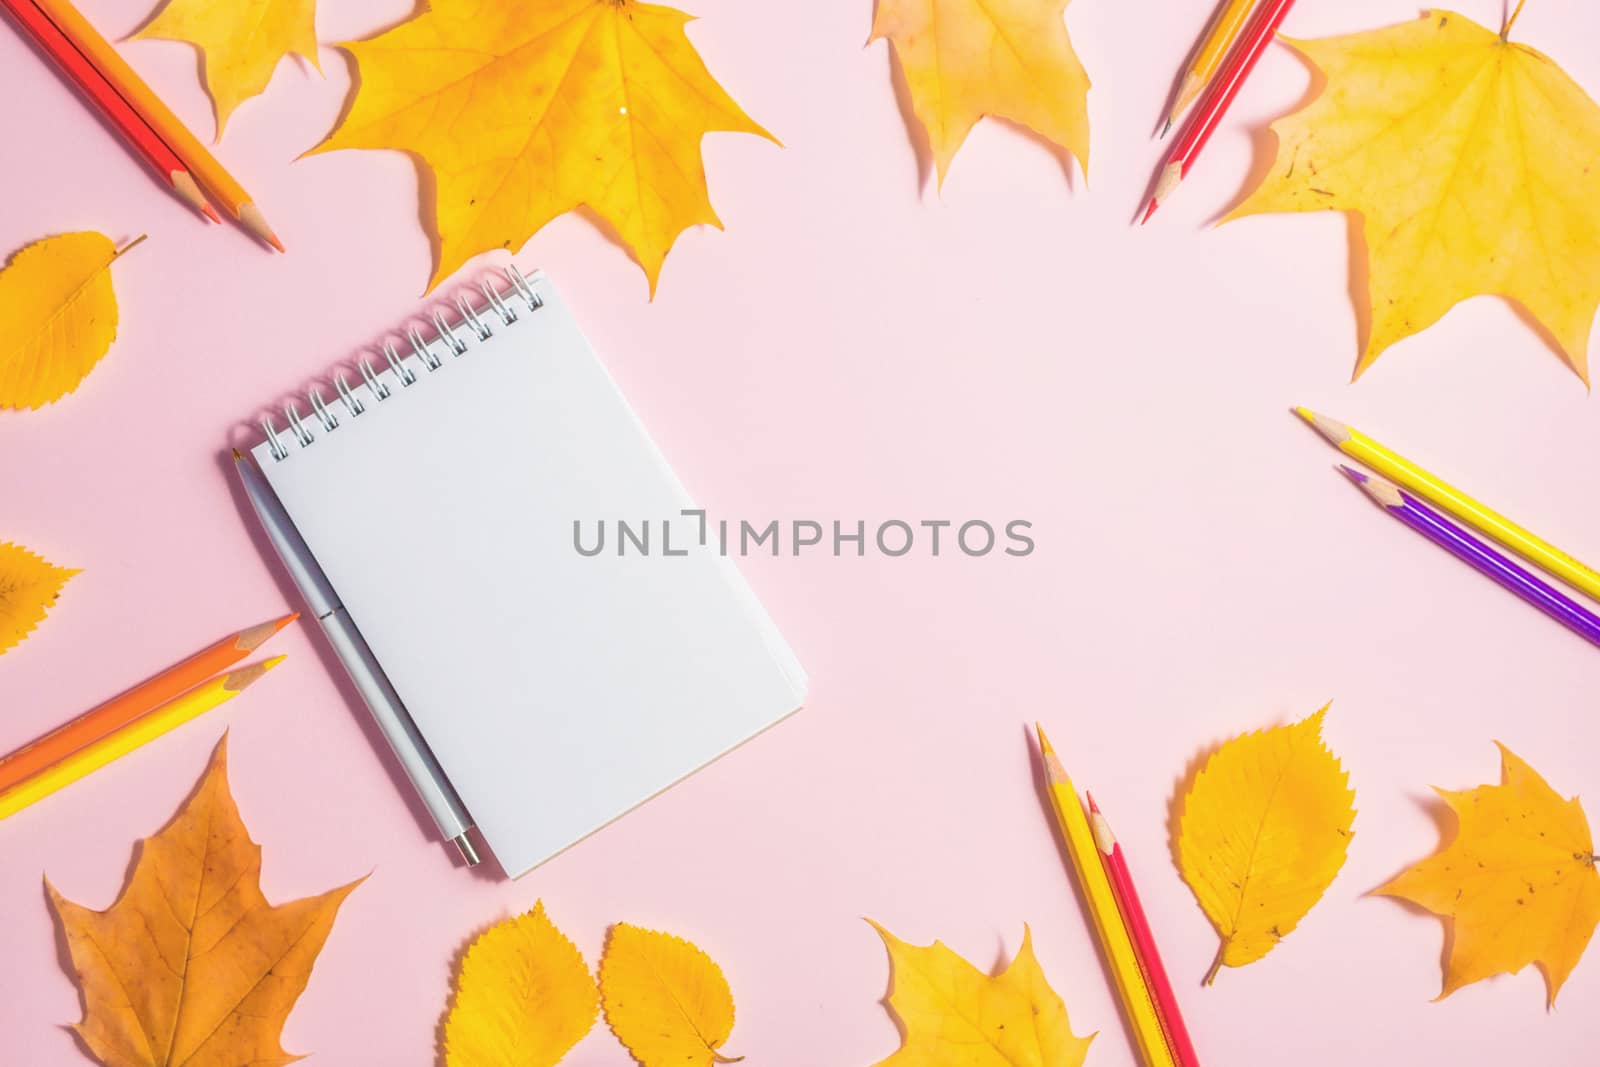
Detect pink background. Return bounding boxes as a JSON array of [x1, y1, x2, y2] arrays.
[[3, 0, 1599, 1063]]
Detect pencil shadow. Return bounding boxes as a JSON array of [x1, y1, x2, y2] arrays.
[[212, 441, 480, 872], [1025, 723, 1144, 1058], [1366, 791, 1457, 988]]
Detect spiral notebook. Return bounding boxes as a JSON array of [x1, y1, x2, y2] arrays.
[[245, 268, 806, 877]]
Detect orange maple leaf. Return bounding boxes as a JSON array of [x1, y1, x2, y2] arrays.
[[47, 735, 361, 1067]]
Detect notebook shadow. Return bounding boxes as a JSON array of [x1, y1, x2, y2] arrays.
[[1024, 723, 1146, 1057], [212, 441, 491, 877]]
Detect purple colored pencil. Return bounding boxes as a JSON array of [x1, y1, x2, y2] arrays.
[[1339, 465, 1600, 648]]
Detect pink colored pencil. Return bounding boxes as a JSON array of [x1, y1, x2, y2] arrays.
[[1088, 794, 1202, 1067]]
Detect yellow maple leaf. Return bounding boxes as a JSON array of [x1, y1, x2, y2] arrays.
[[132, 0, 320, 137], [0, 232, 139, 410], [1176, 704, 1356, 983], [1379, 743, 1600, 1006], [869, 0, 1090, 184], [0, 541, 78, 655], [600, 923, 740, 1066], [312, 0, 773, 293], [442, 903, 599, 1067], [867, 921, 1094, 1067], [47, 735, 361, 1067], [1225, 8, 1600, 382]]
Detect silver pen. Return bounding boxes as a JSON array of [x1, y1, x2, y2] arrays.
[[232, 448, 480, 865]]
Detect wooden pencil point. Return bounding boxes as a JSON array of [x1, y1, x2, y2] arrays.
[[224, 655, 287, 692], [237, 202, 285, 252], [234, 613, 300, 652]]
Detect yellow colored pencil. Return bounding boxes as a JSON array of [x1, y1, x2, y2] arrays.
[[1163, 0, 1259, 135], [1035, 725, 1175, 1067], [0, 657, 284, 820], [1296, 408, 1600, 603]]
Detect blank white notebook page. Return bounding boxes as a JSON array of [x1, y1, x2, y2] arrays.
[[253, 272, 806, 877]]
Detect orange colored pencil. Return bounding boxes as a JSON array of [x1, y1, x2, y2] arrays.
[[0, 613, 296, 792], [1, 0, 215, 220], [27, 0, 286, 251], [1088, 794, 1202, 1067]]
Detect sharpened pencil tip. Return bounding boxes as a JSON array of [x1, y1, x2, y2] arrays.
[[1086, 791, 1100, 813], [1160, 117, 1172, 138], [1337, 464, 1367, 483]]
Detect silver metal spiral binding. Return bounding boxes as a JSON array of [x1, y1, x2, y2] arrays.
[[259, 267, 543, 461]]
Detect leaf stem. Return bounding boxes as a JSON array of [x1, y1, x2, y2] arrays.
[[113, 234, 149, 260], [1202, 945, 1225, 986], [1502, 0, 1527, 40]]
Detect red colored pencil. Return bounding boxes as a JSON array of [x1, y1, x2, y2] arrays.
[[1088, 794, 1202, 1067], [0, 0, 217, 221], [1141, 0, 1297, 222]]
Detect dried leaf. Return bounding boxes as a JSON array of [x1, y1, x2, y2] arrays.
[[600, 923, 740, 1067], [1379, 743, 1600, 1006], [0, 232, 133, 409], [1226, 10, 1600, 382], [0, 541, 78, 655], [870, 0, 1090, 184], [442, 903, 599, 1067], [867, 921, 1094, 1067], [1176, 704, 1356, 982], [47, 734, 360, 1067], [132, 0, 320, 136], [313, 0, 773, 293]]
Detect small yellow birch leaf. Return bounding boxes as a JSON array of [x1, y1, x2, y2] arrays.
[[869, 0, 1091, 185], [599, 923, 740, 1067], [132, 0, 320, 136], [0, 232, 137, 410], [867, 921, 1094, 1067], [1176, 704, 1356, 983], [1379, 744, 1600, 1006], [442, 903, 599, 1067], [1224, 10, 1600, 382], [0, 542, 78, 655], [313, 0, 773, 293]]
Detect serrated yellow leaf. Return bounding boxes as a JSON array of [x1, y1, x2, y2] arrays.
[[443, 903, 599, 1067], [867, 922, 1094, 1067], [132, 0, 320, 136], [1176, 704, 1355, 982], [48, 735, 361, 1067], [312, 0, 773, 293], [0, 232, 132, 409], [1379, 743, 1600, 1006], [599, 923, 739, 1067], [869, 0, 1090, 184], [0, 541, 78, 655], [1225, 11, 1600, 382]]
